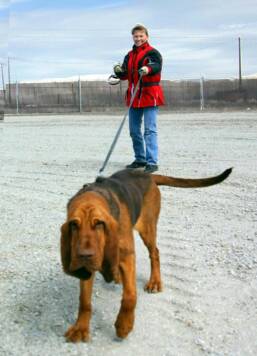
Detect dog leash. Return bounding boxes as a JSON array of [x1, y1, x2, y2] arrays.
[[97, 73, 143, 177]]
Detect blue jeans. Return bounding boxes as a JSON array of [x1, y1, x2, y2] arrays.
[[129, 107, 158, 165]]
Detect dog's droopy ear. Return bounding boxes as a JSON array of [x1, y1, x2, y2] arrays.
[[96, 210, 120, 283], [60, 222, 71, 275], [60, 220, 92, 280]]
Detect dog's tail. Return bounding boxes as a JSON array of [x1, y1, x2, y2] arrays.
[[152, 168, 232, 188]]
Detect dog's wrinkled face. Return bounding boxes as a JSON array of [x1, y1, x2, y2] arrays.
[[61, 201, 119, 281], [69, 207, 107, 274]]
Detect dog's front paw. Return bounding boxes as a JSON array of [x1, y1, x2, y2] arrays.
[[144, 279, 162, 293], [115, 311, 135, 339], [65, 323, 90, 343]]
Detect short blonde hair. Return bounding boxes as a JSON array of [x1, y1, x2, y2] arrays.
[[131, 24, 149, 36]]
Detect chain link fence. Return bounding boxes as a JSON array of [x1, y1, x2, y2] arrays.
[[1, 78, 257, 114]]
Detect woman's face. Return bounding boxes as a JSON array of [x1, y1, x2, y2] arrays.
[[133, 30, 148, 47]]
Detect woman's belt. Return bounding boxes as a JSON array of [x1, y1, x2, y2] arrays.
[[141, 82, 160, 87]]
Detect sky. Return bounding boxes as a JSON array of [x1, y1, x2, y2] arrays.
[[0, 0, 257, 84]]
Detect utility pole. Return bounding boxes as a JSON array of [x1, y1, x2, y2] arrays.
[[200, 76, 205, 111], [238, 37, 242, 92], [78, 76, 82, 113], [8, 57, 11, 105], [16, 81, 19, 114], [0, 63, 6, 102]]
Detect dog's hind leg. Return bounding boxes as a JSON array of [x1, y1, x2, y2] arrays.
[[139, 225, 162, 293], [135, 185, 162, 293]]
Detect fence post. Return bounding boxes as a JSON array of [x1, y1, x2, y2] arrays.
[[200, 76, 205, 111], [16, 81, 19, 114], [78, 76, 82, 113]]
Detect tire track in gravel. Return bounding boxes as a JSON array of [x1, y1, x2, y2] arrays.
[[151, 213, 205, 353]]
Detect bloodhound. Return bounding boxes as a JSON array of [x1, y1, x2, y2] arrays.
[[60, 167, 232, 342]]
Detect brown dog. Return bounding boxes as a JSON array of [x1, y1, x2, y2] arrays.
[[60, 168, 232, 342]]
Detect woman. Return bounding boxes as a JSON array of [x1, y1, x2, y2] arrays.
[[114, 24, 165, 173]]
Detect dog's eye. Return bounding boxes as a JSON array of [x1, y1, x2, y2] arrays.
[[94, 220, 105, 229], [69, 217, 81, 230], [69, 221, 79, 230]]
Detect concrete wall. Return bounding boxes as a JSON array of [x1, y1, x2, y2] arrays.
[[3, 78, 257, 113]]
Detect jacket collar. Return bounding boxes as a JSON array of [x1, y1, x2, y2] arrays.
[[133, 41, 150, 52]]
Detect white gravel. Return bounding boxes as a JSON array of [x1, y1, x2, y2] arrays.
[[0, 112, 257, 356]]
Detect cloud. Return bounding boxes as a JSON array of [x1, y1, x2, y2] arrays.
[[5, 1, 257, 81], [219, 21, 257, 36], [163, 47, 221, 62], [0, 2, 9, 61], [10, 0, 31, 4], [0, 0, 9, 9]]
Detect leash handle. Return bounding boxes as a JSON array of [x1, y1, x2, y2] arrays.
[[107, 74, 120, 85], [97, 74, 143, 177]]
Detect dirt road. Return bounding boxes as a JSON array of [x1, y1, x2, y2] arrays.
[[0, 112, 256, 356]]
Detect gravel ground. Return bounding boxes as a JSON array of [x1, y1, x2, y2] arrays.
[[0, 112, 256, 356]]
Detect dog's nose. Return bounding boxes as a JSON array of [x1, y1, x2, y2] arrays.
[[78, 248, 95, 259]]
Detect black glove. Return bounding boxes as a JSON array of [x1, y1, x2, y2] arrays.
[[113, 63, 123, 75]]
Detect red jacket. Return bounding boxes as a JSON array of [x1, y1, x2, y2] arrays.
[[117, 42, 165, 108]]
